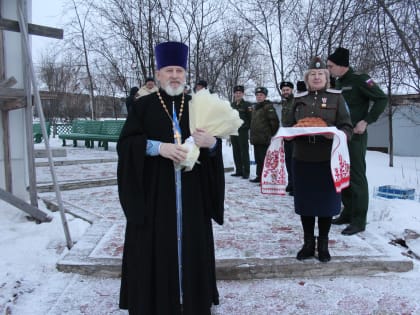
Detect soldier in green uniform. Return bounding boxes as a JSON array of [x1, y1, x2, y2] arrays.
[[249, 87, 279, 183], [230, 85, 253, 179], [327, 47, 388, 235], [280, 81, 295, 195]]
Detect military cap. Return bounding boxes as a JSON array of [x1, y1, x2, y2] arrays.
[[196, 80, 208, 88], [255, 87, 268, 96], [296, 81, 307, 93], [129, 86, 139, 96], [308, 56, 326, 69], [280, 81, 294, 89], [328, 47, 349, 67], [233, 85, 245, 92]]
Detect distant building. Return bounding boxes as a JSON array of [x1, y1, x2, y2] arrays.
[[368, 94, 420, 156], [36, 91, 125, 120]]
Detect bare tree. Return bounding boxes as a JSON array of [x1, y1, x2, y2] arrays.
[[290, 0, 371, 75], [375, 5, 398, 166], [228, 0, 302, 96], [38, 51, 86, 121], [93, 0, 172, 83], [91, 36, 131, 94], [47, 0, 417, 123], [67, 0, 97, 119], [209, 28, 260, 100], [173, 0, 225, 85], [228, 0, 282, 95], [376, 0, 420, 92], [93, 58, 125, 118]]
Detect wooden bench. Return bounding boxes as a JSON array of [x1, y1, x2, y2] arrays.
[[33, 122, 51, 143], [58, 120, 125, 150]]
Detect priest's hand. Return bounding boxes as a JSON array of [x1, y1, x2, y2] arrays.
[[192, 128, 217, 148], [159, 143, 188, 163]]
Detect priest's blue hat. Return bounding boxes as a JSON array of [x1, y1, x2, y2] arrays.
[[155, 41, 188, 70]]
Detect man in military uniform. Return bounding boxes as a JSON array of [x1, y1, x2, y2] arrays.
[[194, 79, 208, 92], [249, 87, 279, 183], [327, 47, 388, 235], [280, 81, 295, 195], [296, 80, 307, 93], [230, 85, 252, 179]]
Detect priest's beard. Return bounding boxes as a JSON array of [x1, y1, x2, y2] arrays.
[[162, 81, 185, 96]]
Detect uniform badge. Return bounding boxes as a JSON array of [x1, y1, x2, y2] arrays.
[[366, 78, 375, 88], [321, 97, 327, 108]]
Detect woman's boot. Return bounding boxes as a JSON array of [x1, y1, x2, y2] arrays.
[[296, 237, 315, 260], [317, 237, 331, 262]]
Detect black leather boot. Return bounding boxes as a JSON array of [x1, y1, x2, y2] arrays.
[[317, 237, 331, 262], [296, 237, 315, 260], [331, 216, 350, 225]]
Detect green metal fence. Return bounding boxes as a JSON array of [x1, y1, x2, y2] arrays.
[[52, 123, 72, 137]]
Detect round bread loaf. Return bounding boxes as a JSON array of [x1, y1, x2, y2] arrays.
[[293, 117, 328, 127]]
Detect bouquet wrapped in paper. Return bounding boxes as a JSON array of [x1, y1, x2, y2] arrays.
[[189, 89, 243, 137], [179, 89, 243, 171]]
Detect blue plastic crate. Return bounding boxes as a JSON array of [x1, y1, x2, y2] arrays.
[[376, 185, 415, 200]]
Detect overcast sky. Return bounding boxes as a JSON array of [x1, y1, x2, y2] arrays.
[[31, 0, 65, 63]]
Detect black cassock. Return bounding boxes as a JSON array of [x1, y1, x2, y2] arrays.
[[117, 89, 225, 315]]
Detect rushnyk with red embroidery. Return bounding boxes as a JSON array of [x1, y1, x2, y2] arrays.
[[261, 126, 350, 195]]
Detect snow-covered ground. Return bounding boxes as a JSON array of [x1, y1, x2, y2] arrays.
[[1, 138, 420, 314]]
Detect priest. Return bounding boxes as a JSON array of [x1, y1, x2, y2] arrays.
[[117, 41, 225, 315]]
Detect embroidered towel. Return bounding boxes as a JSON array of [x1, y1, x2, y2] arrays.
[[261, 127, 350, 195]]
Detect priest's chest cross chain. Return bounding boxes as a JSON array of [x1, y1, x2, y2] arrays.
[[157, 91, 185, 145]]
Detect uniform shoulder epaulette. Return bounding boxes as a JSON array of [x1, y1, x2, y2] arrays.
[[354, 71, 370, 80], [294, 91, 308, 98], [354, 72, 371, 83], [326, 88, 341, 94]]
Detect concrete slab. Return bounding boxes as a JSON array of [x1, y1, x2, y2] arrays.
[[37, 178, 117, 192], [34, 148, 67, 158], [37, 167, 234, 192], [35, 157, 117, 167]]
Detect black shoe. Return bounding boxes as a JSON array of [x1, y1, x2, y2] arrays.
[[341, 225, 365, 236], [331, 216, 350, 225], [242, 175, 249, 179], [317, 237, 331, 262], [249, 177, 261, 183], [231, 173, 242, 177], [296, 237, 315, 260]]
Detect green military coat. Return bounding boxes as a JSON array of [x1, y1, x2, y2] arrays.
[[231, 99, 252, 130], [335, 68, 387, 125], [281, 95, 294, 127], [250, 100, 279, 145]]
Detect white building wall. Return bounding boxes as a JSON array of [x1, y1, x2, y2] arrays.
[[368, 105, 420, 157], [0, 0, 31, 199]]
